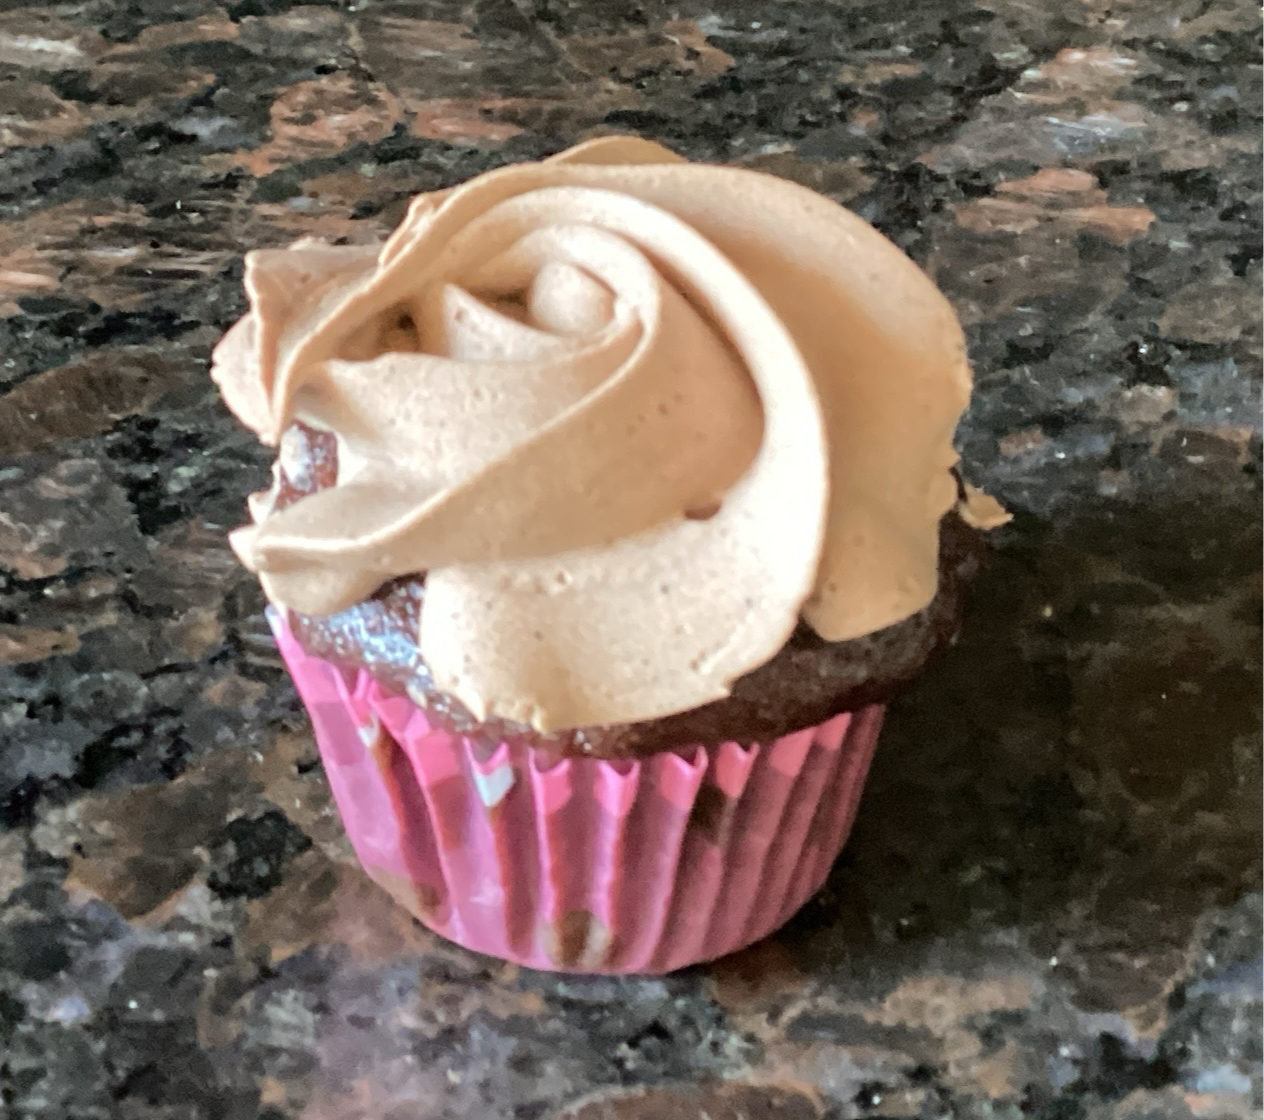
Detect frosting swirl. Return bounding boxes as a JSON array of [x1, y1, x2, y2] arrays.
[[213, 137, 982, 731]]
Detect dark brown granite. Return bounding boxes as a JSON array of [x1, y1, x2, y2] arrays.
[[548, 1082, 825, 1119], [0, 0, 1259, 1117]]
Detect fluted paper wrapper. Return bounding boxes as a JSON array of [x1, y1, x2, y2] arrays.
[[272, 614, 882, 974]]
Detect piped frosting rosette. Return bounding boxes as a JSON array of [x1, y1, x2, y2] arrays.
[[213, 137, 1002, 732]]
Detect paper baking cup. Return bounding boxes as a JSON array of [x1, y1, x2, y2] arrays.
[[271, 614, 883, 974]]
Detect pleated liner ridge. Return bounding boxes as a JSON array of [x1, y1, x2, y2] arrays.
[[271, 612, 883, 974]]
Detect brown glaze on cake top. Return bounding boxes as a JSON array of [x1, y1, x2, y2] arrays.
[[278, 424, 983, 759]]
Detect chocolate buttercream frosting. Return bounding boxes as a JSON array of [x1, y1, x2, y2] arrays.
[[213, 137, 1005, 735]]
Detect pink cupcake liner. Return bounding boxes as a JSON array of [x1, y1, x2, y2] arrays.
[[271, 613, 883, 974]]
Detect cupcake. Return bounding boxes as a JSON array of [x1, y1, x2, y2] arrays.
[[212, 136, 1007, 973]]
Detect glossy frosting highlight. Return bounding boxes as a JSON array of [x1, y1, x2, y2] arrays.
[[213, 136, 982, 731]]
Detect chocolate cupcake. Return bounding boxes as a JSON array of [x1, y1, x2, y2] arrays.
[[212, 136, 1007, 973]]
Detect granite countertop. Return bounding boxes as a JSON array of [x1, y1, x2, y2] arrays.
[[0, 0, 1260, 1117]]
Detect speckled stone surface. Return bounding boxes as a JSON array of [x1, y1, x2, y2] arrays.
[[0, 1, 1260, 1117]]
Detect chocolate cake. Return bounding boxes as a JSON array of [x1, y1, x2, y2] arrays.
[[279, 423, 983, 758]]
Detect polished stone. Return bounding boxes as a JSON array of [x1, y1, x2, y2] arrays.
[[0, 0, 1259, 1117]]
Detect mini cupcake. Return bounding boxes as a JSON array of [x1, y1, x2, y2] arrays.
[[212, 136, 1007, 973]]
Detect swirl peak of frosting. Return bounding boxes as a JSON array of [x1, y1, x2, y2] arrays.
[[213, 136, 991, 731]]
